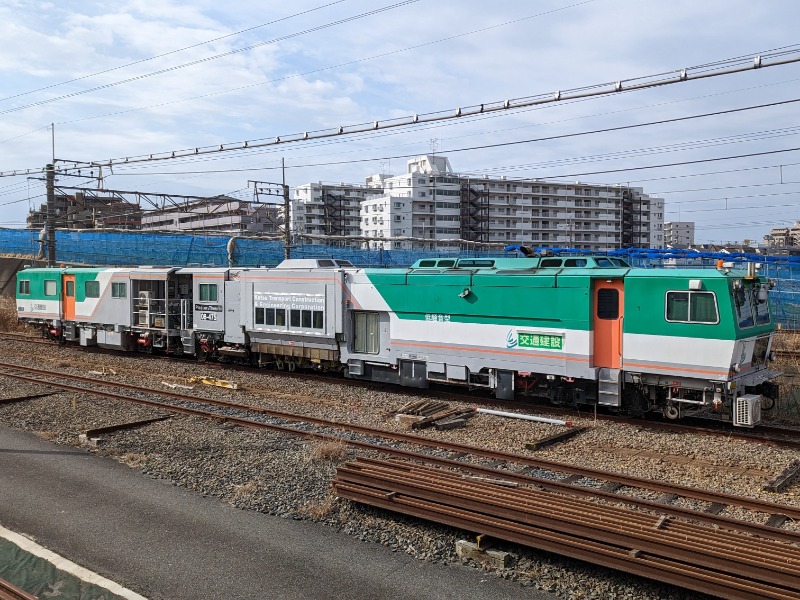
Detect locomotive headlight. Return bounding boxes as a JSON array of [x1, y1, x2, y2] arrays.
[[769, 351, 777, 362], [732, 363, 741, 373], [758, 285, 768, 303]]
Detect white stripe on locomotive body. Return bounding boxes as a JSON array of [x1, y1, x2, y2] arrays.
[[623, 333, 770, 381], [387, 317, 592, 378], [17, 297, 61, 319]]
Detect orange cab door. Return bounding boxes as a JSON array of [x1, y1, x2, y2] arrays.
[[592, 279, 624, 368], [63, 275, 75, 320]]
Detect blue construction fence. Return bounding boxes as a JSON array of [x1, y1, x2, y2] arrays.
[[3, 229, 800, 328]]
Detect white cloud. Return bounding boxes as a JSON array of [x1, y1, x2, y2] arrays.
[[0, 0, 799, 241]]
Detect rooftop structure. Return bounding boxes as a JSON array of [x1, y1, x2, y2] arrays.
[[140, 198, 282, 235], [27, 191, 142, 230]]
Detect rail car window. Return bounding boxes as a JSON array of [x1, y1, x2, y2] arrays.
[[18, 280, 30, 295], [666, 291, 718, 324], [44, 280, 57, 296], [540, 259, 563, 267], [288, 309, 324, 330], [564, 259, 588, 267], [199, 284, 217, 302], [418, 260, 437, 267], [255, 307, 287, 327], [734, 285, 771, 328], [353, 311, 379, 354], [458, 259, 495, 268], [66, 281, 74, 297], [85, 281, 100, 298], [597, 289, 619, 319], [112, 282, 126, 298], [437, 260, 456, 268]]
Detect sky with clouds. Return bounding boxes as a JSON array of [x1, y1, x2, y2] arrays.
[[1, 0, 799, 246]]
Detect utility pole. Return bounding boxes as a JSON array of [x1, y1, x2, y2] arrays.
[[282, 158, 291, 260], [248, 171, 291, 260], [45, 163, 55, 266]]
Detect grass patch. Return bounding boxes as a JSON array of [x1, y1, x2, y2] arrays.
[[307, 440, 347, 462]]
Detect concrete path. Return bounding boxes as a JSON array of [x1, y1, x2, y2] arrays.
[[0, 425, 553, 599]]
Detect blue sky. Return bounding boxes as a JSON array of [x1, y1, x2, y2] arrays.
[[1, 0, 800, 245]]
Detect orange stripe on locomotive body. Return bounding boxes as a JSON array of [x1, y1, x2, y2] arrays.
[[622, 361, 730, 378]]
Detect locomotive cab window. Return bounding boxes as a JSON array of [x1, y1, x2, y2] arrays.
[[666, 291, 718, 324], [199, 284, 218, 302], [112, 282, 126, 298], [85, 281, 100, 298], [65, 280, 74, 297], [18, 280, 30, 295], [44, 279, 57, 296], [353, 311, 379, 354]]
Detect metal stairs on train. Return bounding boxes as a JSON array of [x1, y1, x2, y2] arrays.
[[597, 368, 621, 407]]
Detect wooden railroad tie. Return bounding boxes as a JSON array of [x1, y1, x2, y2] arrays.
[[763, 459, 800, 493], [525, 426, 587, 451]]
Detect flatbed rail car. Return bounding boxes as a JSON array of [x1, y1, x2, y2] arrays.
[[16, 255, 780, 426]]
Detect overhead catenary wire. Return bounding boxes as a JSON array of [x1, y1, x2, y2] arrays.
[[39, 46, 800, 172]]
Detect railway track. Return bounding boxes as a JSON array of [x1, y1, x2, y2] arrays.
[[6, 330, 800, 451], [4, 361, 800, 596], [335, 458, 800, 600], [2, 361, 800, 533]]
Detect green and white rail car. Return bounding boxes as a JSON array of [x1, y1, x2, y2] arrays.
[[16, 256, 780, 426], [341, 256, 779, 426]]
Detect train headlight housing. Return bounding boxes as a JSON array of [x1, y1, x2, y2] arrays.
[[769, 351, 777, 362], [732, 363, 741, 373]]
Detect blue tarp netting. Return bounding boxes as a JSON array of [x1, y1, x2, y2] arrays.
[[4, 229, 800, 328]]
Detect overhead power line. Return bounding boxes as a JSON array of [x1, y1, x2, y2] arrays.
[[51, 46, 800, 171], [93, 97, 800, 178]]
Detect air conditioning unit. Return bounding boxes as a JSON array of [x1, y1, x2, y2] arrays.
[[138, 310, 150, 326], [137, 291, 151, 307], [734, 394, 762, 428]]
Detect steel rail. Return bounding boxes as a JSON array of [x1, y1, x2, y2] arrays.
[[8, 332, 800, 451], [0, 577, 37, 600], [334, 459, 800, 600], [339, 459, 800, 579], [2, 362, 800, 527]]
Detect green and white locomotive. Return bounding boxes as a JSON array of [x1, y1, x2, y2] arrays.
[[17, 254, 780, 426]]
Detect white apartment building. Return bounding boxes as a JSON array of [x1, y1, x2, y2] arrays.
[[663, 221, 696, 246], [293, 155, 665, 251], [292, 182, 375, 244], [360, 156, 664, 250]]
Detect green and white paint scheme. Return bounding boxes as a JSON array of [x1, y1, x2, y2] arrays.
[[16, 256, 779, 426]]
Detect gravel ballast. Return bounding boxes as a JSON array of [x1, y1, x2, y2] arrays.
[[2, 338, 799, 599]]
